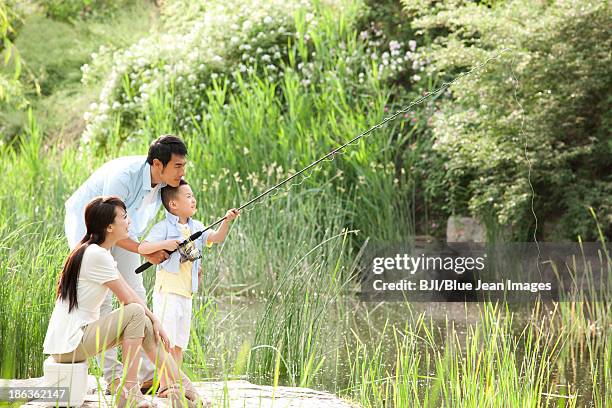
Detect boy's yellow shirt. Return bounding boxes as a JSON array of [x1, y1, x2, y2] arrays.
[[154, 223, 195, 298]]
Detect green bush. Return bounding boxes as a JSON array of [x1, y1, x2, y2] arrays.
[[403, 0, 611, 240], [41, 0, 134, 22]]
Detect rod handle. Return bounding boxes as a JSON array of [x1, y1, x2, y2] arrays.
[[135, 262, 152, 274]]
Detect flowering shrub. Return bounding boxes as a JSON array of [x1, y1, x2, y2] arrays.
[[81, 0, 312, 143], [80, 0, 430, 145]]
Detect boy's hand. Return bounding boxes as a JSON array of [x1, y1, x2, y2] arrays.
[[161, 239, 181, 252], [225, 208, 240, 221]]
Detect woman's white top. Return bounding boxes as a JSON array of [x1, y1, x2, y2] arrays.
[[43, 244, 119, 354]]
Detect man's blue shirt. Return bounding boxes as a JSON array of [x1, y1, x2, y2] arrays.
[[65, 156, 166, 248]]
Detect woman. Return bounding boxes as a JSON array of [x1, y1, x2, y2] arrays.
[[43, 196, 208, 408]]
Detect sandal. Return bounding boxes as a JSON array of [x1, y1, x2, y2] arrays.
[[163, 373, 211, 408], [167, 385, 211, 408], [118, 382, 157, 408], [178, 372, 200, 402], [156, 373, 197, 401], [156, 385, 171, 398], [167, 386, 196, 408]]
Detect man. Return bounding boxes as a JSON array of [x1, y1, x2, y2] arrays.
[[64, 135, 188, 393]]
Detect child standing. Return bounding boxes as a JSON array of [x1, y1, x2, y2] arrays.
[[139, 179, 239, 368]]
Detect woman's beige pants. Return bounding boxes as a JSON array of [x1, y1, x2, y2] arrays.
[[52, 303, 158, 365]]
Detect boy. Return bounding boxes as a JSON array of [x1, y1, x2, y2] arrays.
[[139, 179, 239, 368]]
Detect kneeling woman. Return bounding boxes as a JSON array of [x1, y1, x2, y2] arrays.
[[43, 196, 206, 408]]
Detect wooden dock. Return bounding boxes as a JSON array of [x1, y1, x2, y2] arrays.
[[1, 376, 359, 408]]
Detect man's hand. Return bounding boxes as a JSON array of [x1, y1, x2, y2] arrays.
[[143, 250, 169, 265]]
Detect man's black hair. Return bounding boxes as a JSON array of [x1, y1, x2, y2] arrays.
[[161, 179, 190, 212], [146, 135, 188, 166]]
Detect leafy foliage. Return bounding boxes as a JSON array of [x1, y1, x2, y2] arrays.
[[403, 0, 611, 239], [42, 0, 135, 22]]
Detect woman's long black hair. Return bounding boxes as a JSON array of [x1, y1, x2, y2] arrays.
[[56, 196, 126, 312]]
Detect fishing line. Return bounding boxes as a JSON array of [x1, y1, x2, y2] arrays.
[[510, 52, 542, 278], [135, 48, 512, 274]]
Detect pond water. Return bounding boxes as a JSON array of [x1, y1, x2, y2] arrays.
[[186, 296, 605, 405]]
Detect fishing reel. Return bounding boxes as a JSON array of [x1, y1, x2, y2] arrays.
[[178, 239, 201, 263]]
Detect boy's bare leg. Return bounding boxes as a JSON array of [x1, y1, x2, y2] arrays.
[[170, 346, 183, 368]]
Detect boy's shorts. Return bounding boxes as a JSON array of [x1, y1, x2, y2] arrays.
[[152, 291, 192, 350]]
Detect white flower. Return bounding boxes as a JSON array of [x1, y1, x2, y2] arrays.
[[408, 40, 417, 51], [264, 16, 273, 24], [389, 40, 401, 51], [412, 74, 421, 81]]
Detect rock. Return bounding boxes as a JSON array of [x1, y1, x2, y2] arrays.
[[446, 216, 485, 242], [1, 376, 360, 408]]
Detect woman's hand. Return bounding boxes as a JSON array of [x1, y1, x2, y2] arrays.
[[152, 318, 172, 350]]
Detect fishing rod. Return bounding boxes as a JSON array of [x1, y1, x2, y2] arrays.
[[134, 49, 510, 274]]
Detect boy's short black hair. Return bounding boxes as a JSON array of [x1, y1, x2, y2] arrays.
[[161, 179, 189, 212], [146, 135, 188, 166]]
